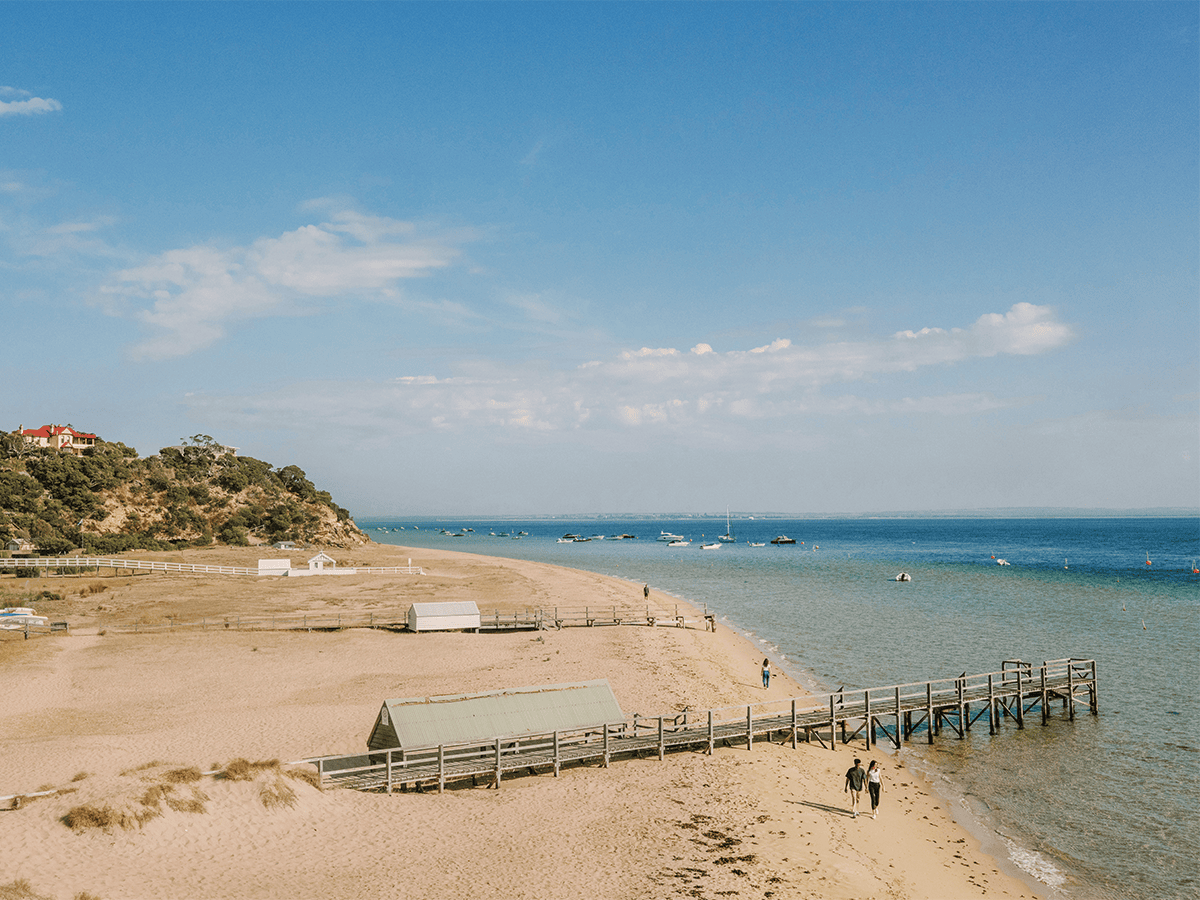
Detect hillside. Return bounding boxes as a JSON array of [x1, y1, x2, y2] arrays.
[[0, 433, 368, 554]]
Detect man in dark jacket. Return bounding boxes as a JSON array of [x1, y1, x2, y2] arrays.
[[844, 758, 867, 818]]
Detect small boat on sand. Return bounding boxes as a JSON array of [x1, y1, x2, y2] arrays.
[[0, 607, 49, 629]]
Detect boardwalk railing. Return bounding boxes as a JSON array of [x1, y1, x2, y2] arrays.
[[0, 556, 423, 577], [105, 604, 714, 634], [302, 658, 1098, 793]]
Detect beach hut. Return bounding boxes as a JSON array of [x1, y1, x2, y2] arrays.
[[407, 601, 481, 633], [307, 551, 337, 571], [367, 679, 625, 752]]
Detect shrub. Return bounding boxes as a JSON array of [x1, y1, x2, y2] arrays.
[[259, 777, 297, 810], [0, 878, 55, 900]]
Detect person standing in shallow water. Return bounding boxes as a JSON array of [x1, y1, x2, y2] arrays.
[[867, 760, 883, 819], [844, 758, 867, 817], [761, 658, 771, 689]]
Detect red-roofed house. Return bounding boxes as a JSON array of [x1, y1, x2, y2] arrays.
[[15, 424, 98, 455]]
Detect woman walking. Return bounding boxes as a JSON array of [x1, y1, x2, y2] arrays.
[[761, 658, 771, 689], [867, 760, 883, 818]]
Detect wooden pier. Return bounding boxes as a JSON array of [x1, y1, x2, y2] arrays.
[[303, 658, 1098, 793]]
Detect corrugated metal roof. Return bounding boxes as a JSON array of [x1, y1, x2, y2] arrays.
[[373, 679, 624, 749]]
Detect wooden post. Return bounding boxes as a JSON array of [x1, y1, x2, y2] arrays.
[[386, 749, 393, 793], [707, 710, 714, 755], [988, 674, 996, 735], [1066, 663, 1075, 721], [659, 717, 665, 760], [1015, 668, 1024, 729], [439, 744, 446, 794], [830, 695, 838, 750], [791, 699, 798, 749], [864, 689, 872, 749], [1090, 660, 1098, 714], [895, 687, 903, 747], [1040, 665, 1049, 725], [747, 706, 753, 751], [926, 682, 934, 744], [957, 677, 966, 737], [317, 757, 323, 789], [494, 739, 501, 788], [553, 730, 560, 776]]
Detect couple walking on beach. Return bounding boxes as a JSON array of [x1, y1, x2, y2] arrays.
[[844, 758, 883, 818]]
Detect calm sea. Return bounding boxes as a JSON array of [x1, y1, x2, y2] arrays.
[[362, 515, 1200, 900]]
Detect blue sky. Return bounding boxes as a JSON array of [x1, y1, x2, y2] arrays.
[[2, 3, 1196, 516]]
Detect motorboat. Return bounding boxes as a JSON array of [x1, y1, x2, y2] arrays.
[[894, 572, 912, 582], [0, 607, 49, 630], [658, 532, 685, 542], [996, 559, 1011, 566], [770, 535, 797, 545], [747, 542, 765, 547], [700, 542, 721, 550], [668, 540, 691, 547]]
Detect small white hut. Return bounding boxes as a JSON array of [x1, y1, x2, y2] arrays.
[[407, 601, 481, 633], [307, 551, 337, 571]]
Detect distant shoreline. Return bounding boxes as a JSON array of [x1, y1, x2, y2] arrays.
[[359, 508, 1200, 522]]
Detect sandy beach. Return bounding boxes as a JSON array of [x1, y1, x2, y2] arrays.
[[1, 543, 1043, 900]]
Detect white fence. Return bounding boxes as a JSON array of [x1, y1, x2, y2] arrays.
[[0, 556, 423, 577]]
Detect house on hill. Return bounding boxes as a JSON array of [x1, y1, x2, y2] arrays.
[[15, 424, 98, 455]]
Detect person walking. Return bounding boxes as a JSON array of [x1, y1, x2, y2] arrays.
[[844, 758, 867, 817], [761, 658, 771, 689], [867, 760, 883, 818], [643, 583, 649, 600]]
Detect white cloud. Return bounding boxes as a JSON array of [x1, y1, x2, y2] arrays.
[[185, 303, 1075, 440], [0, 87, 62, 117], [102, 207, 464, 359]]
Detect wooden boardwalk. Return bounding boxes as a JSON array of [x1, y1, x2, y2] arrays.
[[303, 658, 1098, 793]]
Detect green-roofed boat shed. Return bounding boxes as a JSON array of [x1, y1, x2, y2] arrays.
[[367, 679, 625, 752]]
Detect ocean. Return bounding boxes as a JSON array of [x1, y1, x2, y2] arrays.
[[361, 515, 1199, 900]]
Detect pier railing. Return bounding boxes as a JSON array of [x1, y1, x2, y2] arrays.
[[302, 658, 1098, 793]]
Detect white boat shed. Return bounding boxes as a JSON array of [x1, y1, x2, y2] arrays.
[[407, 601, 481, 633], [367, 679, 625, 752]]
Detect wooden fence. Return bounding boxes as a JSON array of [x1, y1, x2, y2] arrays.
[[303, 658, 1098, 793], [106, 603, 714, 634], [0, 556, 423, 577]]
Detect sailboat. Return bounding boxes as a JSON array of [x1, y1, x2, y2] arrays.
[[715, 508, 734, 542]]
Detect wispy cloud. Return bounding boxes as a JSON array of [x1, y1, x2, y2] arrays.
[[185, 303, 1073, 438], [102, 207, 466, 359], [0, 86, 62, 117]]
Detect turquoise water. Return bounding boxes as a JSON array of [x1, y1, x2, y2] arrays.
[[362, 516, 1200, 900]]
